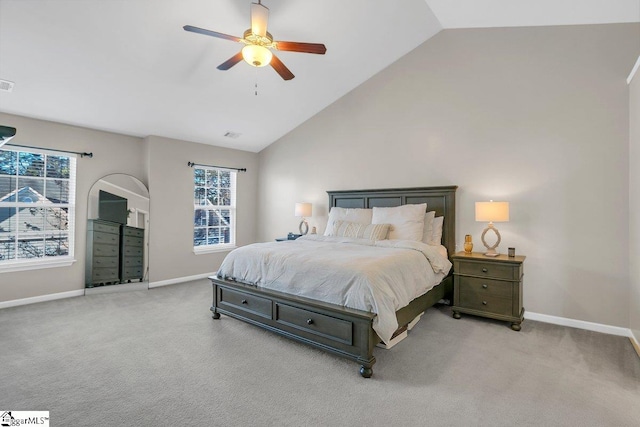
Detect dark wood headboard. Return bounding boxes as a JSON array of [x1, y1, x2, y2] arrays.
[[327, 186, 458, 258]]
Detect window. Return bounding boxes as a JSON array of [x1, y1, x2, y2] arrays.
[[0, 147, 77, 272], [193, 167, 236, 252]]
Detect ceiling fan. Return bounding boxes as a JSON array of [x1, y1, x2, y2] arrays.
[[184, 1, 327, 81]]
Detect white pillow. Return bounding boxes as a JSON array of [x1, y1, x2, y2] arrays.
[[428, 216, 444, 246], [330, 220, 390, 241], [324, 207, 373, 236], [371, 203, 426, 241], [421, 211, 436, 244]]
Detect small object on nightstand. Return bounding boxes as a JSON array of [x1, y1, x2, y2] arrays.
[[311, 226, 317, 235], [464, 234, 473, 254], [508, 247, 515, 257], [451, 252, 525, 331], [276, 233, 302, 242]]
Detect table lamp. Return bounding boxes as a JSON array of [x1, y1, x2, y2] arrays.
[[295, 202, 312, 235], [475, 201, 509, 257]]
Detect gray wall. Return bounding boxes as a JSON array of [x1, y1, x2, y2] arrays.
[[0, 115, 259, 302], [146, 135, 258, 283], [630, 59, 640, 344], [0, 112, 146, 301], [258, 24, 640, 328]]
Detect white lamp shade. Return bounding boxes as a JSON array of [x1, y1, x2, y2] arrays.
[[294, 202, 312, 217], [475, 201, 509, 222]]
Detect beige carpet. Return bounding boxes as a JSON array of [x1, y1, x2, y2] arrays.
[[1, 279, 638, 426]]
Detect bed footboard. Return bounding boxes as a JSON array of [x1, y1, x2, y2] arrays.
[[210, 276, 378, 377], [209, 275, 451, 377]]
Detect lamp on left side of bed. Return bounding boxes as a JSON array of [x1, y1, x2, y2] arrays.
[[295, 202, 312, 235]]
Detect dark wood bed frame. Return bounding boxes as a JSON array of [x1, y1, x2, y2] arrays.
[[209, 186, 457, 377]]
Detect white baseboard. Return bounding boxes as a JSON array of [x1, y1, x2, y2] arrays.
[[0, 273, 215, 309], [0, 289, 85, 310], [525, 311, 631, 337], [148, 272, 216, 288]]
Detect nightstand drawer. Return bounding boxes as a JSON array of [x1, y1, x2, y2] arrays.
[[459, 293, 512, 317], [458, 276, 512, 299], [457, 260, 517, 280]]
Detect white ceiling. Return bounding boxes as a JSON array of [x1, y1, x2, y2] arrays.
[[0, 0, 638, 152]]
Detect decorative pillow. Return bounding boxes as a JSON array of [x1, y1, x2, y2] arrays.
[[421, 211, 436, 244], [371, 203, 426, 241], [330, 220, 390, 241], [324, 207, 373, 236], [428, 216, 444, 246]]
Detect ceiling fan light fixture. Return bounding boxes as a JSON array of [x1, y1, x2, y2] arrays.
[[242, 44, 272, 67], [184, 0, 325, 80]]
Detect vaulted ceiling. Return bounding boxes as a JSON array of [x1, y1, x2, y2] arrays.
[[0, 0, 638, 152]]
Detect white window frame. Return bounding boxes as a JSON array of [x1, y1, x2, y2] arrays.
[[193, 166, 237, 254], [0, 146, 77, 273]]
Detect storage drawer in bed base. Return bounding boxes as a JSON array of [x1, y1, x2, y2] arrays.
[[210, 275, 452, 378], [212, 277, 377, 377]]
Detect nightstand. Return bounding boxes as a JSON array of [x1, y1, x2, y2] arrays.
[[451, 252, 525, 331]]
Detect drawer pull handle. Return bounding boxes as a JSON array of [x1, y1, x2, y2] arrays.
[[482, 284, 488, 289], [306, 318, 314, 325], [482, 301, 487, 305], [241, 299, 248, 305], [482, 268, 488, 273]]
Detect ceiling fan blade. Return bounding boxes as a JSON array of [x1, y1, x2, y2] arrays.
[[217, 52, 244, 70], [275, 41, 326, 55], [270, 54, 294, 81], [183, 25, 242, 43], [251, 2, 269, 37]]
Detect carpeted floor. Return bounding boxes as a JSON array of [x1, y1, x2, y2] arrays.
[[1, 279, 638, 426]]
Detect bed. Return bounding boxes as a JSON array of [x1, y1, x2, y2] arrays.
[[209, 186, 457, 377]]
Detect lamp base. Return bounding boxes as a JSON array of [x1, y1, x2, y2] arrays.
[[299, 219, 309, 235], [481, 224, 502, 257]]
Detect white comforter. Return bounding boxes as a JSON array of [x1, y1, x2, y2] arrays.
[[216, 235, 452, 344]]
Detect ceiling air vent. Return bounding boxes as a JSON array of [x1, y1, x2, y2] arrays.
[[0, 79, 15, 92], [224, 131, 241, 139]]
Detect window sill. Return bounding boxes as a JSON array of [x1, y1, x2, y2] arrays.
[[0, 256, 76, 274], [193, 245, 237, 255]]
